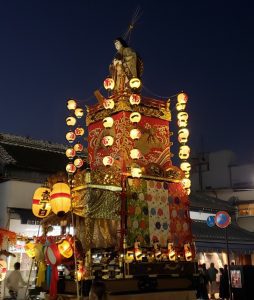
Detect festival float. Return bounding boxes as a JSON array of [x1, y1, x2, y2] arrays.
[[28, 36, 197, 300]]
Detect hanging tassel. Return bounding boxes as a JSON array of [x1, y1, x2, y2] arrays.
[[36, 261, 46, 287], [49, 265, 59, 299]]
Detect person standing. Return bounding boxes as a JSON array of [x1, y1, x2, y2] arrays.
[[89, 280, 107, 300], [6, 262, 26, 299], [219, 265, 230, 300], [207, 262, 218, 299], [196, 264, 209, 299]]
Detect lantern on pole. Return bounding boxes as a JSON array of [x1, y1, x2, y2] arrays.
[[50, 183, 71, 217], [67, 99, 77, 110]]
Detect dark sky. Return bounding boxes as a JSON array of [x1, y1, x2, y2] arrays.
[[0, 0, 253, 163]]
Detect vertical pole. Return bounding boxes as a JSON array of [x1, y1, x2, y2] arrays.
[[225, 227, 233, 300]]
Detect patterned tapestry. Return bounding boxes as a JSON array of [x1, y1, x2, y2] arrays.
[[127, 179, 192, 249], [88, 111, 172, 170]]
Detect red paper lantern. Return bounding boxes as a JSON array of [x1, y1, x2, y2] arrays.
[[75, 127, 85, 136], [129, 94, 141, 105], [74, 143, 84, 152], [103, 78, 115, 90]]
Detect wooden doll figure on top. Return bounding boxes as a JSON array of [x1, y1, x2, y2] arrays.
[[109, 37, 143, 93]]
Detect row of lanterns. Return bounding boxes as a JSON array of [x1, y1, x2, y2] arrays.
[[101, 77, 143, 178], [176, 92, 191, 195], [32, 183, 71, 218], [65, 99, 85, 174]]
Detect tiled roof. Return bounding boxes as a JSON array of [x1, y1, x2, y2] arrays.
[[0, 133, 67, 175], [189, 192, 235, 214]]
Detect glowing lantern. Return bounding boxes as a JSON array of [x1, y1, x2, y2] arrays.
[[129, 78, 141, 90], [58, 239, 73, 259], [182, 178, 191, 189], [178, 128, 189, 143], [180, 162, 191, 172], [103, 99, 115, 110], [66, 163, 76, 174], [66, 116, 76, 126], [177, 112, 188, 128], [66, 148, 76, 159], [74, 158, 84, 168], [76, 260, 85, 281], [184, 171, 190, 178], [25, 242, 36, 258], [186, 188, 191, 195], [50, 183, 71, 217], [103, 117, 114, 128], [102, 136, 114, 147], [131, 165, 142, 178], [32, 187, 51, 218], [0, 260, 7, 281], [130, 149, 142, 160], [74, 143, 84, 152], [129, 94, 141, 105], [184, 243, 192, 261], [177, 92, 188, 104], [130, 128, 141, 140], [167, 243, 176, 261], [66, 131, 76, 143], [176, 102, 186, 111], [130, 112, 141, 123], [75, 127, 85, 136], [67, 99, 77, 110], [103, 78, 115, 90], [103, 156, 114, 166], [74, 108, 84, 118], [179, 145, 190, 160]]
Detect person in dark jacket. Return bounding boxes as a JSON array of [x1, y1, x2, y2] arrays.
[[196, 264, 209, 299], [219, 265, 230, 300]]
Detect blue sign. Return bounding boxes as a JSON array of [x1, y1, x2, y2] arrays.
[[206, 216, 215, 227]]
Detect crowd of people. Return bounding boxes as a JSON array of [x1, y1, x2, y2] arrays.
[[196, 262, 230, 300]]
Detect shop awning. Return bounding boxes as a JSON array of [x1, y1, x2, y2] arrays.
[[195, 241, 254, 254]]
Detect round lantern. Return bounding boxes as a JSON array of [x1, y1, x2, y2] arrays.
[[103, 77, 115, 90], [103, 99, 115, 110], [102, 136, 114, 147], [177, 112, 188, 127], [0, 260, 7, 281], [66, 131, 76, 143], [130, 128, 141, 140], [176, 102, 186, 111], [182, 178, 191, 189], [103, 117, 114, 128], [75, 127, 85, 136], [66, 116, 76, 126], [130, 149, 142, 160], [129, 94, 141, 105], [131, 165, 142, 178], [184, 171, 190, 178], [58, 239, 73, 259], [186, 188, 191, 195], [177, 92, 188, 104], [103, 156, 114, 167], [129, 78, 141, 90], [178, 128, 189, 143], [32, 187, 51, 218], [179, 145, 190, 160], [74, 158, 84, 168], [67, 99, 77, 110], [180, 162, 191, 172], [66, 148, 76, 159], [50, 183, 71, 217], [184, 243, 192, 261], [130, 112, 141, 123], [66, 163, 76, 174], [25, 242, 36, 258], [74, 143, 84, 152], [45, 244, 62, 265], [74, 108, 84, 118]]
